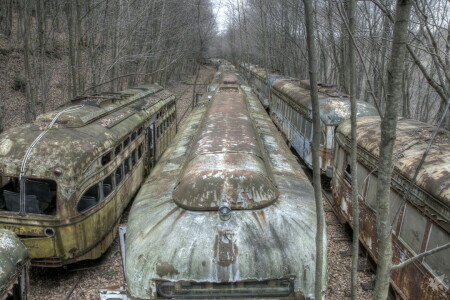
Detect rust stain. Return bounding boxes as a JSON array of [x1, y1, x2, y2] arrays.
[[213, 230, 239, 267], [156, 261, 180, 277]]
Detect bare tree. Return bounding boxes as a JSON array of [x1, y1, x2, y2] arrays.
[[373, 1, 413, 299], [345, 0, 360, 298], [302, 1, 326, 298]]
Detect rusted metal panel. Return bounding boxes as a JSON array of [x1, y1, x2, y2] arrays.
[[333, 116, 450, 299], [125, 73, 326, 299], [337, 116, 450, 221]]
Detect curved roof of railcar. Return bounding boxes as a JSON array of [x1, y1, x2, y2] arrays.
[[173, 84, 278, 210], [272, 79, 379, 125], [125, 82, 324, 299], [0, 85, 174, 186], [338, 116, 450, 216], [0, 229, 28, 296]]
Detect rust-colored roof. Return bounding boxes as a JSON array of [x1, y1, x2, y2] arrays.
[[338, 116, 450, 211]]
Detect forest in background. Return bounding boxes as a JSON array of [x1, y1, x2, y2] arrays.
[[217, 0, 449, 129], [0, 0, 217, 132]]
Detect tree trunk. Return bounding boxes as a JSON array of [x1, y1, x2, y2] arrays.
[[20, 0, 36, 122], [373, 1, 413, 299], [346, 0, 359, 298], [302, 1, 326, 299]]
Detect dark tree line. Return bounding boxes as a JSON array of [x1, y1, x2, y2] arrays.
[[0, 0, 217, 130]]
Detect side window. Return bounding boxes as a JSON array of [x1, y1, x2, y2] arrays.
[[131, 131, 137, 141], [424, 225, 450, 287], [115, 165, 123, 186], [124, 157, 131, 175], [101, 151, 112, 166], [77, 183, 100, 212], [344, 163, 352, 183], [356, 163, 369, 198], [115, 144, 122, 156], [123, 136, 131, 148], [390, 190, 403, 229], [399, 204, 427, 254], [366, 174, 378, 210], [305, 120, 312, 140], [102, 174, 113, 198], [301, 115, 306, 135], [131, 150, 137, 167], [320, 129, 326, 146], [138, 144, 143, 159]]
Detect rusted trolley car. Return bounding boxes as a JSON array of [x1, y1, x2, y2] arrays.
[[0, 229, 29, 300], [332, 116, 449, 299], [0, 85, 176, 266], [124, 71, 326, 299], [269, 79, 379, 178]]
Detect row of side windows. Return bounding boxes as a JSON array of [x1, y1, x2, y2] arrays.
[[156, 101, 176, 119], [273, 94, 326, 145], [103, 126, 144, 166], [77, 144, 144, 213], [335, 146, 449, 287], [157, 112, 175, 138]]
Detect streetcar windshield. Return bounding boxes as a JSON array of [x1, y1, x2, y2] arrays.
[[0, 177, 57, 215]]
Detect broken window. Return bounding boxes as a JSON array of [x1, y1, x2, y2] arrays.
[[399, 204, 426, 254], [390, 191, 403, 230], [1, 177, 57, 215], [424, 224, 450, 287], [77, 183, 100, 212]]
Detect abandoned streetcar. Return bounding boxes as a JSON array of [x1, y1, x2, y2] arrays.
[[332, 116, 449, 299], [125, 70, 326, 299], [0, 85, 176, 266], [238, 63, 379, 178]]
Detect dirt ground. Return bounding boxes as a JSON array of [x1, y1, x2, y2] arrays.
[[22, 66, 375, 299]]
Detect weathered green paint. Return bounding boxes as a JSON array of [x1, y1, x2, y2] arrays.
[[0, 84, 176, 265], [125, 72, 326, 299]]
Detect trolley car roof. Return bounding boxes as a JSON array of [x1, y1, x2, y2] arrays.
[[272, 79, 379, 125], [0, 85, 174, 184], [338, 116, 450, 211]]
